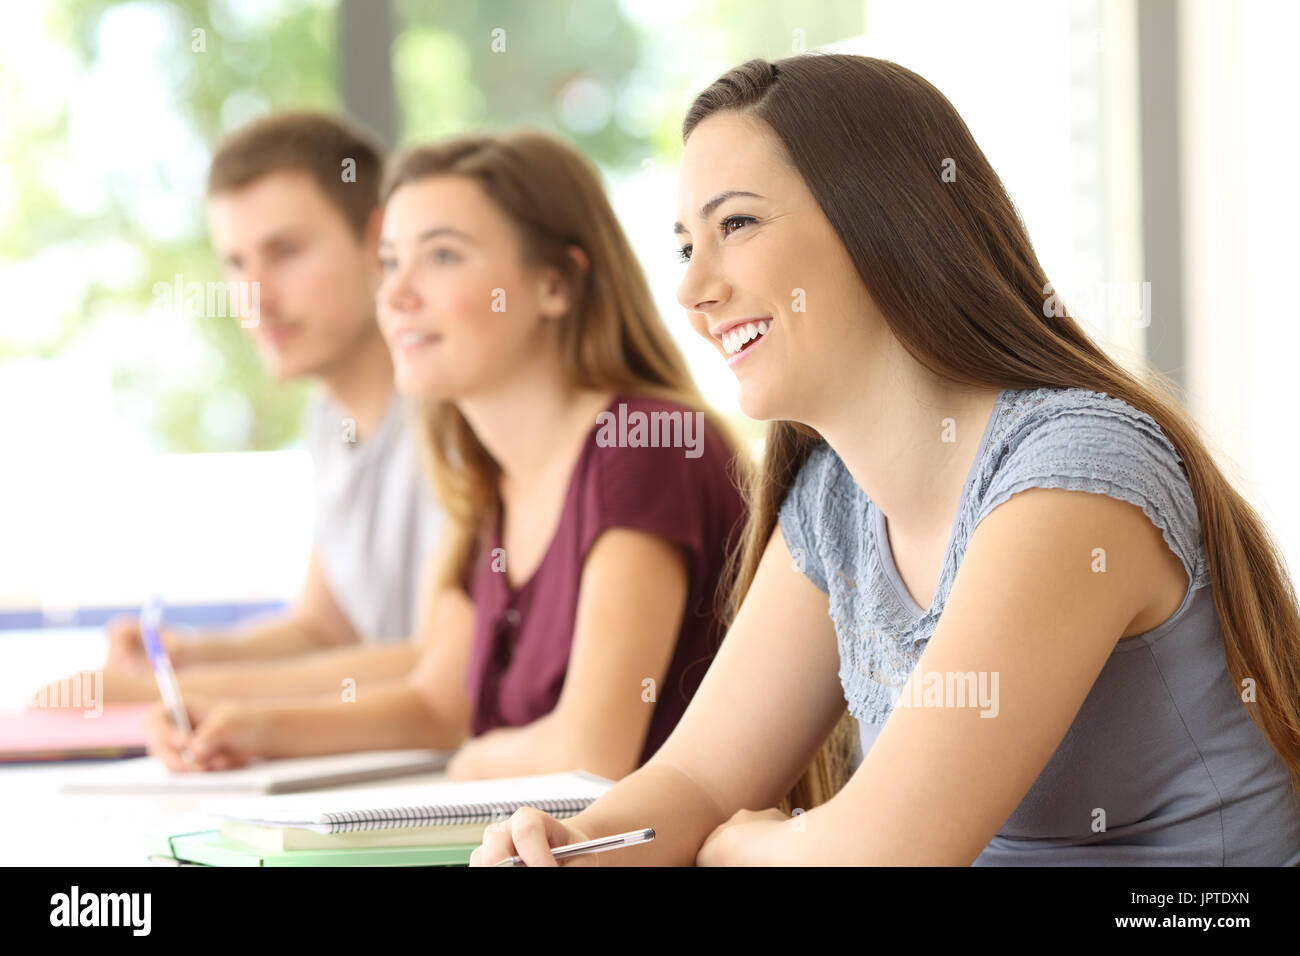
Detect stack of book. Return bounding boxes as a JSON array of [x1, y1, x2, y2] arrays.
[[150, 769, 614, 866]]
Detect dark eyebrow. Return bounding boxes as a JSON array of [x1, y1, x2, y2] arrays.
[[673, 190, 765, 235], [255, 228, 302, 252], [378, 226, 477, 248], [221, 228, 299, 265]]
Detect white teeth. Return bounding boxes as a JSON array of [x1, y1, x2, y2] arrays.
[[399, 331, 434, 346], [721, 320, 771, 355]]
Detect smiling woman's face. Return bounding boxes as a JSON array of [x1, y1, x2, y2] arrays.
[[376, 175, 569, 401], [675, 111, 883, 424]]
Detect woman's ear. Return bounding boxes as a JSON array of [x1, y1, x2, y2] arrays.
[[539, 244, 590, 320], [566, 243, 590, 280]]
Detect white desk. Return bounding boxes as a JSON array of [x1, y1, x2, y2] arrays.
[[0, 762, 451, 866], [0, 626, 453, 865]]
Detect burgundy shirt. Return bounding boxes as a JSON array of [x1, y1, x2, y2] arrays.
[[462, 393, 747, 767]]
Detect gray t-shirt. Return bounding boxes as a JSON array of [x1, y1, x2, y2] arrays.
[[779, 385, 1300, 865], [304, 389, 441, 643]]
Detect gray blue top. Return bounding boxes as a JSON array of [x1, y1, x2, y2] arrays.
[[778, 386, 1300, 865]]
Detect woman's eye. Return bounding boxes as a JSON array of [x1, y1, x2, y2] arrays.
[[378, 257, 397, 273], [430, 248, 458, 265], [720, 214, 756, 238], [676, 215, 754, 262]]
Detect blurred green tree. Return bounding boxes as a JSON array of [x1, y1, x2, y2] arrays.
[[0, 0, 861, 453]]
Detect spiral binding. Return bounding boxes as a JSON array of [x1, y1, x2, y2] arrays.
[[320, 797, 592, 833]]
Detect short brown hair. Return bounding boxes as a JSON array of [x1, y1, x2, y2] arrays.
[[207, 111, 384, 238]]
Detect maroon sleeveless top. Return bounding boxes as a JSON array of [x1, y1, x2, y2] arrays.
[[461, 393, 747, 767]]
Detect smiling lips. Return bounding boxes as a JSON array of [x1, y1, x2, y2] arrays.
[[392, 329, 442, 350], [719, 319, 771, 356]]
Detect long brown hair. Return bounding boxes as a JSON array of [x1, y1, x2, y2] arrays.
[[685, 54, 1300, 813], [380, 129, 746, 594]]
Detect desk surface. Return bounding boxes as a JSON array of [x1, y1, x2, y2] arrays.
[[0, 760, 454, 866], [0, 626, 457, 865]]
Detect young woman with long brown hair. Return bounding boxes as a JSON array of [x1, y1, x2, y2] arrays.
[[147, 129, 747, 781], [472, 53, 1300, 865]]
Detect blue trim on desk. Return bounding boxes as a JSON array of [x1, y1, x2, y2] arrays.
[[0, 602, 288, 631]]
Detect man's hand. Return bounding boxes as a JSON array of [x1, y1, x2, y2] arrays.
[[27, 668, 160, 708], [104, 614, 189, 673]]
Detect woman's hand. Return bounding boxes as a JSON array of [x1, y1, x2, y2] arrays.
[[469, 807, 596, 867], [696, 807, 789, 866], [145, 694, 268, 772]]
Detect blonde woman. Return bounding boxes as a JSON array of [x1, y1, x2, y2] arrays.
[[147, 130, 747, 782], [472, 54, 1300, 865]]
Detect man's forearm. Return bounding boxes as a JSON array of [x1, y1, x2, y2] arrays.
[[565, 759, 728, 866], [176, 616, 339, 666], [177, 642, 421, 699]]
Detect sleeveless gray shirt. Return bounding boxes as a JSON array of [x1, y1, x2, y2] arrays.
[[778, 386, 1300, 865]]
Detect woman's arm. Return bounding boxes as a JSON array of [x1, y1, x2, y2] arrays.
[[149, 585, 478, 768], [445, 527, 689, 780], [259, 584, 478, 757], [708, 487, 1173, 865], [247, 680, 465, 755], [517, 524, 845, 866]]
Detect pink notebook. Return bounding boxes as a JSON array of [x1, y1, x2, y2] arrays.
[[0, 704, 153, 762]]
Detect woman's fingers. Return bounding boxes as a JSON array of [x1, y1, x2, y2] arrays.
[[188, 704, 255, 770], [510, 808, 562, 867], [471, 810, 602, 867], [475, 820, 515, 865], [144, 703, 192, 772]]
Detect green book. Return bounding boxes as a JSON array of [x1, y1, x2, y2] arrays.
[[153, 829, 478, 867]]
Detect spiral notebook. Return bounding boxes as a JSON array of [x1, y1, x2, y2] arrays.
[[204, 770, 614, 851]]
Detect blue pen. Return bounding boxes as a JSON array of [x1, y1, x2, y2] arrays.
[[140, 595, 196, 767]]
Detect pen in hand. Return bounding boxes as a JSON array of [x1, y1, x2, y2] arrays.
[[492, 827, 655, 866], [139, 595, 197, 768]]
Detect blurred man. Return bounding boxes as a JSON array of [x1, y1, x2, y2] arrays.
[[100, 112, 441, 701]]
